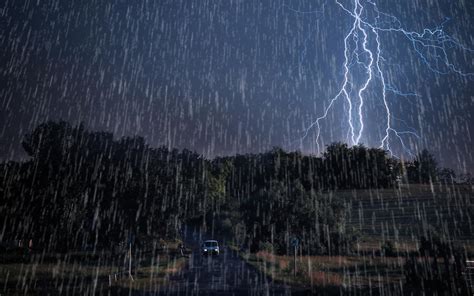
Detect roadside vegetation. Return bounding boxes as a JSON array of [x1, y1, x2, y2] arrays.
[[244, 251, 404, 291], [0, 240, 186, 295]]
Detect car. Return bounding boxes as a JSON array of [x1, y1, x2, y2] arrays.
[[201, 240, 219, 255]]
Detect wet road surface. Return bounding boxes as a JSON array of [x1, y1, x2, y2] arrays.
[[154, 229, 300, 296]]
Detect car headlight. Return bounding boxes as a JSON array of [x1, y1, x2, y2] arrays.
[[204, 249, 208, 252]]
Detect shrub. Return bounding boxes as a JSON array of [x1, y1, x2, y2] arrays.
[[259, 241, 274, 253], [404, 237, 470, 295], [381, 240, 396, 257]]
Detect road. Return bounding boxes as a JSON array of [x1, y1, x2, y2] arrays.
[[154, 228, 302, 296]]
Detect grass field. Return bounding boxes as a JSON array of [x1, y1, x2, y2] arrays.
[[0, 242, 187, 295], [339, 184, 473, 245], [242, 184, 474, 293]]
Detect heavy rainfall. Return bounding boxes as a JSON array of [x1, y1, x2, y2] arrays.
[[0, 0, 473, 295]]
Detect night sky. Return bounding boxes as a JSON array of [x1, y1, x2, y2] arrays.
[[1, 0, 473, 171]]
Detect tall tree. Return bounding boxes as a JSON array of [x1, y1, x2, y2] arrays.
[[414, 149, 438, 183]]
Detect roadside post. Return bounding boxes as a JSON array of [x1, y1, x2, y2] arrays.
[[291, 237, 299, 277], [128, 234, 135, 281]]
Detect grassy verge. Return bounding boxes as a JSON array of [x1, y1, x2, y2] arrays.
[[107, 255, 187, 292], [0, 241, 188, 295], [242, 250, 405, 291]]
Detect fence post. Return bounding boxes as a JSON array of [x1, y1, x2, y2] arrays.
[[294, 244, 297, 277]]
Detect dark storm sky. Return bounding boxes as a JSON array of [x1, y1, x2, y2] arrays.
[[1, 0, 473, 171]]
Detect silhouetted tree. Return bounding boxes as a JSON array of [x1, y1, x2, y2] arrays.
[[438, 168, 456, 184], [414, 149, 438, 183]]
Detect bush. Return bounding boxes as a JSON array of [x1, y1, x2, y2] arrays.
[[259, 241, 274, 253], [404, 237, 470, 295], [381, 240, 396, 257], [220, 218, 233, 234]]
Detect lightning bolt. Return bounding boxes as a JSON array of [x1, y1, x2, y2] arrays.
[[294, 0, 473, 156]]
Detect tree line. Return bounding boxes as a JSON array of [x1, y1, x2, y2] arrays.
[[0, 121, 463, 254]]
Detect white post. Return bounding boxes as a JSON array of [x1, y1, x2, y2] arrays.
[[129, 242, 134, 281], [294, 244, 297, 278]]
